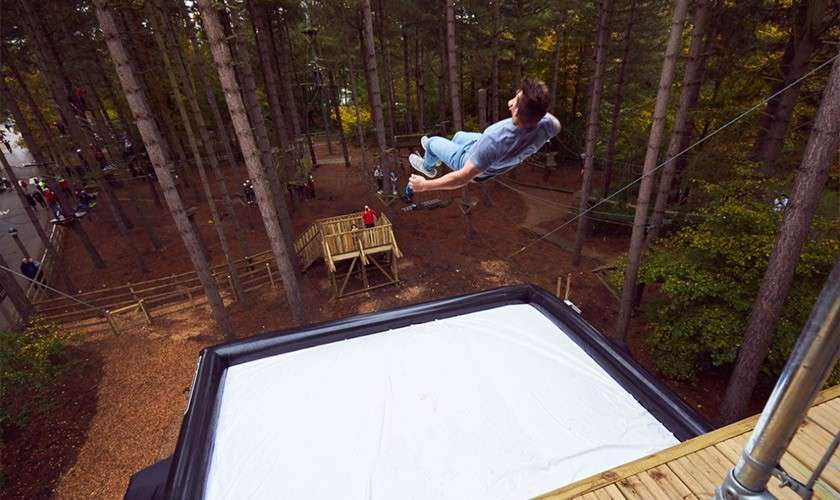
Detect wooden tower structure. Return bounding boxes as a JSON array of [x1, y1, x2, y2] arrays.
[[295, 212, 402, 298]]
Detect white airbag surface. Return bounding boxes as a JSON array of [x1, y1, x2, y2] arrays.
[[204, 304, 678, 499]]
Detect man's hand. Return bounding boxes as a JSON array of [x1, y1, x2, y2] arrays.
[[408, 162, 481, 193], [408, 174, 429, 193]]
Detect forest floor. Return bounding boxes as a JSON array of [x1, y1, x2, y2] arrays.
[[0, 141, 773, 499]]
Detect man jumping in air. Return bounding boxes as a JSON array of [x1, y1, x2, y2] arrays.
[[408, 78, 560, 193]]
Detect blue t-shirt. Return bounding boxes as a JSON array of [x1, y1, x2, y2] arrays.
[[469, 116, 559, 181]]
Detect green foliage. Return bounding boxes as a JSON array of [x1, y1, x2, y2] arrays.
[[612, 168, 840, 380], [0, 317, 80, 428]]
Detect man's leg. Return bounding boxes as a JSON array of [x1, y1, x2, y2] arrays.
[[451, 131, 482, 146], [423, 136, 464, 171]]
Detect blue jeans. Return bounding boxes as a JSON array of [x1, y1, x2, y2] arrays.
[[423, 131, 482, 172]]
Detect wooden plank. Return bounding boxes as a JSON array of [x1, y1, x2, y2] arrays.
[[615, 474, 657, 499], [591, 484, 626, 500], [807, 399, 840, 434], [675, 448, 727, 497], [640, 465, 696, 499], [786, 418, 840, 491], [666, 456, 709, 496]]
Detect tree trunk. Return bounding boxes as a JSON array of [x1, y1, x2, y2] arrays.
[[348, 57, 370, 174], [570, 42, 586, 119], [328, 70, 351, 168], [93, 57, 142, 150], [249, 2, 294, 183], [414, 24, 425, 131], [438, 22, 448, 126], [571, 0, 613, 268], [402, 22, 414, 132], [197, 0, 306, 324], [0, 73, 47, 165], [446, 2, 462, 131], [284, 23, 318, 170], [445, 0, 473, 239], [361, 0, 388, 158], [603, 0, 638, 197], [270, 14, 301, 139], [0, 152, 78, 291], [478, 88, 492, 207], [181, 3, 252, 260], [225, 10, 300, 276], [375, 0, 396, 143], [95, 0, 235, 338], [490, 0, 501, 123], [614, 0, 689, 342], [759, 0, 827, 171], [20, 1, 145, 274], [646, 0, 711, 245], [719, 45, 840, 423], [5, 59, 68, 170], [548, 24, 564, 113], [0, 251, 33, 321], [150, 1, 244, 301]]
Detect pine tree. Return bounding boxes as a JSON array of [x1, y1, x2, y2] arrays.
[[615, 0, 690, 341], [94, 0, 235, 338], [197, 0, 306, 324]]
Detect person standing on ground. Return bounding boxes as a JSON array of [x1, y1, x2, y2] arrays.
[[43, 188, 60, 216], [19, 180, 38, 210], [20, 257, 40, 281], [389, 170, 399, 196], [408, 78, 560, 193], [373, 164, 384, 194]]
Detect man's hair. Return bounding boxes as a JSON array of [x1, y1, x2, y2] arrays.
[[517, 78, 550, 126]]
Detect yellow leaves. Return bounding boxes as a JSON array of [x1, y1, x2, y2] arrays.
[[535, 31, 556, 52]]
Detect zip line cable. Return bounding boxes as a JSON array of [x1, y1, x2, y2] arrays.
[[508, 52, 840, 259]]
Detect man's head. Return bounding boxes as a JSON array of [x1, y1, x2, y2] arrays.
[[508, 78, 550, 128]]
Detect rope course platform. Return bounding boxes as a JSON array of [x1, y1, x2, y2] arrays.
[[294, 212, 403, 298]]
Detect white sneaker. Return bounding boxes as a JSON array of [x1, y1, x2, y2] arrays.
[[421, 135, 430, 151], [409, 153, 437, 178]]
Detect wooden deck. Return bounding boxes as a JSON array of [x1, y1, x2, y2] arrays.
[[538, 384, 840, 499]]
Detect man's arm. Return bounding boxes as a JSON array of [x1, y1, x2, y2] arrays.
[[408, 161, 481, 193]]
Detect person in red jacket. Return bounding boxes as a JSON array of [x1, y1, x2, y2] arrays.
[[362, 205, 377, 228], [43, 188, 61, 216]]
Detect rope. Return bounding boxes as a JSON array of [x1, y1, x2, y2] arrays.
[[509, 52, 840, 259], [0, 264, 105, 315]]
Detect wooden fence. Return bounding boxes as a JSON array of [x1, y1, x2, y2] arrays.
[[33, 249, 277, 328]]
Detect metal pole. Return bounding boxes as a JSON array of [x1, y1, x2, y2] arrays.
[[716, 257, 840, 499]]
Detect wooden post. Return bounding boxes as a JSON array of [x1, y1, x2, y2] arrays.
[[227, 275, 236, 302], [555, 276, 563, 298], [106, 311, 120, 335], [138, 299, 153, 325], [565, 273, 572, 300]]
